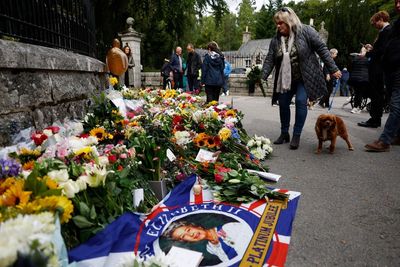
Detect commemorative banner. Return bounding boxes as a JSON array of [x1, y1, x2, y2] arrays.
[[69, 175, 301, 267]]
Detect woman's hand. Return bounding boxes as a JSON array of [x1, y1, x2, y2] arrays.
[[332, 70, 342, 79]]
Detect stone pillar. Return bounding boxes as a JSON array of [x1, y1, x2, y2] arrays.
[[319, 21, 329, 44], [119, 17, 142, 88]]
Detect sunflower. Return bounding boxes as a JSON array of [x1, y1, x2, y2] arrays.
[[89, 127, 107, 141], [19, 147, 41, 157], [193, 133, 209, 147], [0, 180, 32, 207], [205, 136, 216, 148], [22, 160, 35, 171], [207, 101, 218, 107], [0, 177, 17, 194], [225, 109, 236, 117], [26, 196, 73, 223]]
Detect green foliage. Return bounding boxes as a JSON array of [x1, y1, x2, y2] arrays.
[[237, 0, 256, 33]]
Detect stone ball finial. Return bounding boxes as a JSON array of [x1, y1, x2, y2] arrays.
[[126, 17, 134, 32]]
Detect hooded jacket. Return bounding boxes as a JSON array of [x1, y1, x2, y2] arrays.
[[201, 51, 225, 86], [262, 24, 339, 101]]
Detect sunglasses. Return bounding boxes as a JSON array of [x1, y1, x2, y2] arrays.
[[280, 7, 290, 13]]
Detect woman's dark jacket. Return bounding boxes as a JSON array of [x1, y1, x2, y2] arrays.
[[262, 24, 339, 101], [201, 52, 225, 87], [348, 55, 370, 87]]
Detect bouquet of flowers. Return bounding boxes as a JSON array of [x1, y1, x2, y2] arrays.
[[246, 135, 273, 160]]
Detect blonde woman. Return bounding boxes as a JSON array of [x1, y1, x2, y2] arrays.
[[262, 7, 341, 149]]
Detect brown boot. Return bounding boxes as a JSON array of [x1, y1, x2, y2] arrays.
[[365, 140, 390, 152]]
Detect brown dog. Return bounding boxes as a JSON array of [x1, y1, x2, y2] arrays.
[[315, 114, 354, 154]]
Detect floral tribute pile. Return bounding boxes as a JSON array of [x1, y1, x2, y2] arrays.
[[0, 80, 284, 266]]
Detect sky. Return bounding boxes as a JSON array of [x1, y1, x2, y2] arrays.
[[226, 0, 303, 13]]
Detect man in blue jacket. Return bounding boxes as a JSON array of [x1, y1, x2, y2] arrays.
[[170, 46, 183, 89]]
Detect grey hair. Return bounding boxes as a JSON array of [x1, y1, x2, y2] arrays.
[[162, 221, 197, 239], [273, 7, 303, 34], [330, 48, 338, 55]]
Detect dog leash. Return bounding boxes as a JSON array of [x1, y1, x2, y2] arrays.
[[327, 80, 341, 113]]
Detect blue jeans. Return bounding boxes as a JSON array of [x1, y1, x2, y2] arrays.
[[379, 73, 400, 144], [278, 81, 308, 136]]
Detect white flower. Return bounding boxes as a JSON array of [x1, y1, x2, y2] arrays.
[[224, 116, 238, 125], [192, 110, 203, 123], [61, 180, 80, 198], [81, 164, 110, 187], [247, 139, 255, 147], [47, 169, 69, 183], [98, 155, 109, 166], [0, 213, 56, 267], [43, 129, 53, 137], [75, 176, 88, 191], [174, 131, 192, 146], [256, 140, 262, 147], [251, 147, 266, 160]]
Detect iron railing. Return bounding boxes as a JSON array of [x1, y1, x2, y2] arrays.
[[0, 0, 96, 57]]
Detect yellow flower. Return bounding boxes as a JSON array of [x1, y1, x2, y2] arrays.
[[74, 146, 92, 157], [218, 127, 231, 141], [0, 180, 32, 207], [25, 196, 74, 223], [212, 111, 219, 119], [22, 160, 35, 171], [19, 147, 41, 157], [0, 177, 17, 194], [44, 176, 59, 190], [225, 109, 236, 117], [89, 127, 107, 141], [207, 101, 218, 107], [109, 77, 118, 86]]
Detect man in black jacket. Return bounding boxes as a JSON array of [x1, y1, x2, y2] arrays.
[[365, 0, 400, 151], [358, 11, 392, 128], [186, 43, 202, 92]]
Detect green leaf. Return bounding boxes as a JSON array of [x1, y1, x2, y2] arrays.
[[90, 205, 97, 220], [228, 170, 239, 177], [79, 202, 91, 217], [40, 189, 62, 196], [223, 189, 236, 196], [72, 215, 94, 228]]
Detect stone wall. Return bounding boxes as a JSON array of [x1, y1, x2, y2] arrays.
[[141, 72, 273, 97], [0, 39, 107, 146]]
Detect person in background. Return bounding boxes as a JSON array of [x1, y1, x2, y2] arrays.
[[340, 67, 350, 97], [318, 48, 338, 108], [358, 11, 392, 128], [222, 60, 231, 96], [161, 59, 172, 89], [123, 44, 135, 87], [365, 0, 400, 151], [348, 46, 371, 114], [262, 7, 341, 150], [186, 43, 202, 92], [170, 46, 184, 89], [201, 41, 225, 103]]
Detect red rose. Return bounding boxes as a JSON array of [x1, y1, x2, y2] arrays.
[[172, 115, 183, 125], [117, 165, 124, 171], [214, 173, 224, 183], [45, 126, 60, 134], [108, 154, 117, 163], [79, 133, 90, 138], [31, 132, 48, 146]]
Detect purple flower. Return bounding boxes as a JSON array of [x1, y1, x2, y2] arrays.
[[0, 158, 21, 178]]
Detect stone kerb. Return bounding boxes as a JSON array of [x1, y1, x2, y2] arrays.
[[0, 39, 106, 146]]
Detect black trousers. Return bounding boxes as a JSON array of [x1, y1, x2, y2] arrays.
[[368, 70, 385, 123], [205, 85, 221, 103], [173, 72, 183, 89], [187, 74, 199, 91], [319, 80, 334, 107]]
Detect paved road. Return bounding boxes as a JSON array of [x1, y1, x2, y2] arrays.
[[221, 95, 400, 266]]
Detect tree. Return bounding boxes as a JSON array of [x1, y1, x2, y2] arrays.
[[237, 0, 256, 34]]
